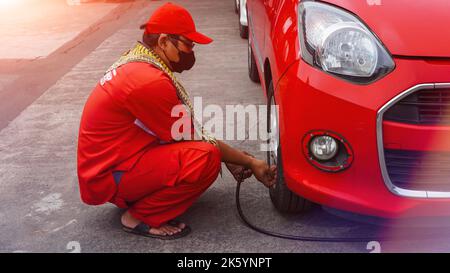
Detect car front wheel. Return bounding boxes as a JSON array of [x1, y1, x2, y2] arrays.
[[267, 82, 314, 214]]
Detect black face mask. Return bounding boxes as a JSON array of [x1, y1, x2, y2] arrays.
[[165, 40, 196, 73]]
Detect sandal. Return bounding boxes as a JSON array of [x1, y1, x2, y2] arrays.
[[122, 220, 191, 240]]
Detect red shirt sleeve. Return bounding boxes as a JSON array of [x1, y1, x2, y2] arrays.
[[124, 77, 194, 142]]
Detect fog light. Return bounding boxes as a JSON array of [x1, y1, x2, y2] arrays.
[[302, 130, 353, 172], [310, 135, 338, 161]]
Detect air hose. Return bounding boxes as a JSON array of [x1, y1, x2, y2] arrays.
[[235, 181, 391, 242]]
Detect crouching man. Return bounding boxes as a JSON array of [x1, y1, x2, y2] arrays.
[[77, 2, 276, 239]]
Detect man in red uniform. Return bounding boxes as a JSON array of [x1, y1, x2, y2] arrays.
[[77, 2, 276, 239]]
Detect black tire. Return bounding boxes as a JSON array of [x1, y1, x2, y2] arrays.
[[267, 83, 313, 214], [248, 26, 260, 83]]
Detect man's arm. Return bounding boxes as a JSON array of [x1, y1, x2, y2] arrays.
[[217, 140, 276, 188], [217, 140, 252, 166]]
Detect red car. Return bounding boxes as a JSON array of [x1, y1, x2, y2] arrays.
[[247, 0, 450, 218]]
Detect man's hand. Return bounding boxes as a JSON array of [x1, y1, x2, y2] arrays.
[[215, 141, 276, 187], [249, 159, 277, 188], [225, 162, 252, 183]]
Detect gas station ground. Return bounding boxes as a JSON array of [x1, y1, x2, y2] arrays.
[[1, 0, 450, 253]]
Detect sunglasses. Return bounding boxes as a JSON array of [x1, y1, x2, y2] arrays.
[[168, 35, 195, 49]]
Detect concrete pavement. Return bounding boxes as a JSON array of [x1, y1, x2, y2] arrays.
[[0, 0, 148, 130], [0, 0, 119, 59], [1, 0, 450, 253]]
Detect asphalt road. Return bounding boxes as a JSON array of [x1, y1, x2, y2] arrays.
[[1, 0, 450, 253]]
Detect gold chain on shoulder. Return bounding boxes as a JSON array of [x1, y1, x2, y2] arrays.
[[106, 42, 217, 146]]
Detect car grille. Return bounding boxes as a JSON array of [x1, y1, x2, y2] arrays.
[[385, 149, 450, 192], [384, 87, 450, 125]]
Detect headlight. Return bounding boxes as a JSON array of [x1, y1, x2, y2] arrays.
[[298, 1, 395, 83]]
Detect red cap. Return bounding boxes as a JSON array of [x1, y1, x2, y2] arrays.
[[140, 2, 213, 44]]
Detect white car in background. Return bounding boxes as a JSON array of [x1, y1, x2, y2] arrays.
[[234, 0, 248, 38]]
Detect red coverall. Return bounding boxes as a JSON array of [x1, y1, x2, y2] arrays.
[[77, 62, 221, 228]]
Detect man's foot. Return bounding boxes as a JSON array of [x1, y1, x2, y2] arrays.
[[121, 210, 187, 236]]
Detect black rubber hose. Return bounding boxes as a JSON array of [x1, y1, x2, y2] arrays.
[[235, 181, 393, 242]]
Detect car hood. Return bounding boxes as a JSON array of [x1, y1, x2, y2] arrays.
[[322, 0, 450, 58]]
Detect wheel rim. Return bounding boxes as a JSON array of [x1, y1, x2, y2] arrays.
[[268, 95, 279, 166]]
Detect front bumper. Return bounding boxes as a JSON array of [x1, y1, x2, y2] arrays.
[[276, 57, 450, 218]]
